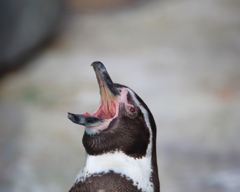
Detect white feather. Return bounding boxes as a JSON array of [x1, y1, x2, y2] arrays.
[[75, 151, 153, 191]]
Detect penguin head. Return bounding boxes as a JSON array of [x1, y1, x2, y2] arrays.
[[68, 61, 156, 158]]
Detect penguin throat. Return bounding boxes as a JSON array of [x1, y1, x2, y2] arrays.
[[84, 98, 118, 120], [93, 99, 118, 119], [82, 88, 128, 133], [83, 88, 128, 122]]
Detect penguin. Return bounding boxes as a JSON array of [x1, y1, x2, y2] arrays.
[[68, 61, 160, 192]]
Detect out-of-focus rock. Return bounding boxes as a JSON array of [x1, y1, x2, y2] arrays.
[[0, 0, 66, 76]]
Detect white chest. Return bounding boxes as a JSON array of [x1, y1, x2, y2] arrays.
[[74, 151, 154, 192]]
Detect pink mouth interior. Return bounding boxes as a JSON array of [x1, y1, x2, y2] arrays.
[[83, 73, 119, 120], [84, 100, 118, 119]]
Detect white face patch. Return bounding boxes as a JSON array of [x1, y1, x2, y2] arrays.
[[74, 88, 154, 191]]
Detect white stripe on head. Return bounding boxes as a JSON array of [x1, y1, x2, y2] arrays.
[[126, 88, 153, 158]]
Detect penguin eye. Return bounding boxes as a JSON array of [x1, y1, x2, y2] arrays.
[[130, 107, 136, 113], [127, 104, 136, 114]]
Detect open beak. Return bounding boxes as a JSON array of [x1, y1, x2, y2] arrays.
[[68, 61, 120, 128]]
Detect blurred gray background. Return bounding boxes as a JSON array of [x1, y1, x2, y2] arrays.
[[0, 0, 240, 191]]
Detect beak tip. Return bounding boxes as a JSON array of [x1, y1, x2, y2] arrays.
[[91, 61, 103, 67], [91, 61, 120, 96], [67, 112, 73, 120], [68, 112, 82, 124]]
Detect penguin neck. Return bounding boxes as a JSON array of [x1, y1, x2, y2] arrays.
[[77, 146, 156, 192], [78, 115, 160, 191], [127, 88, 159, 191], [150, 127, 160, 191], [142, 105, 160, 192], [147, 107, 160, 191]]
